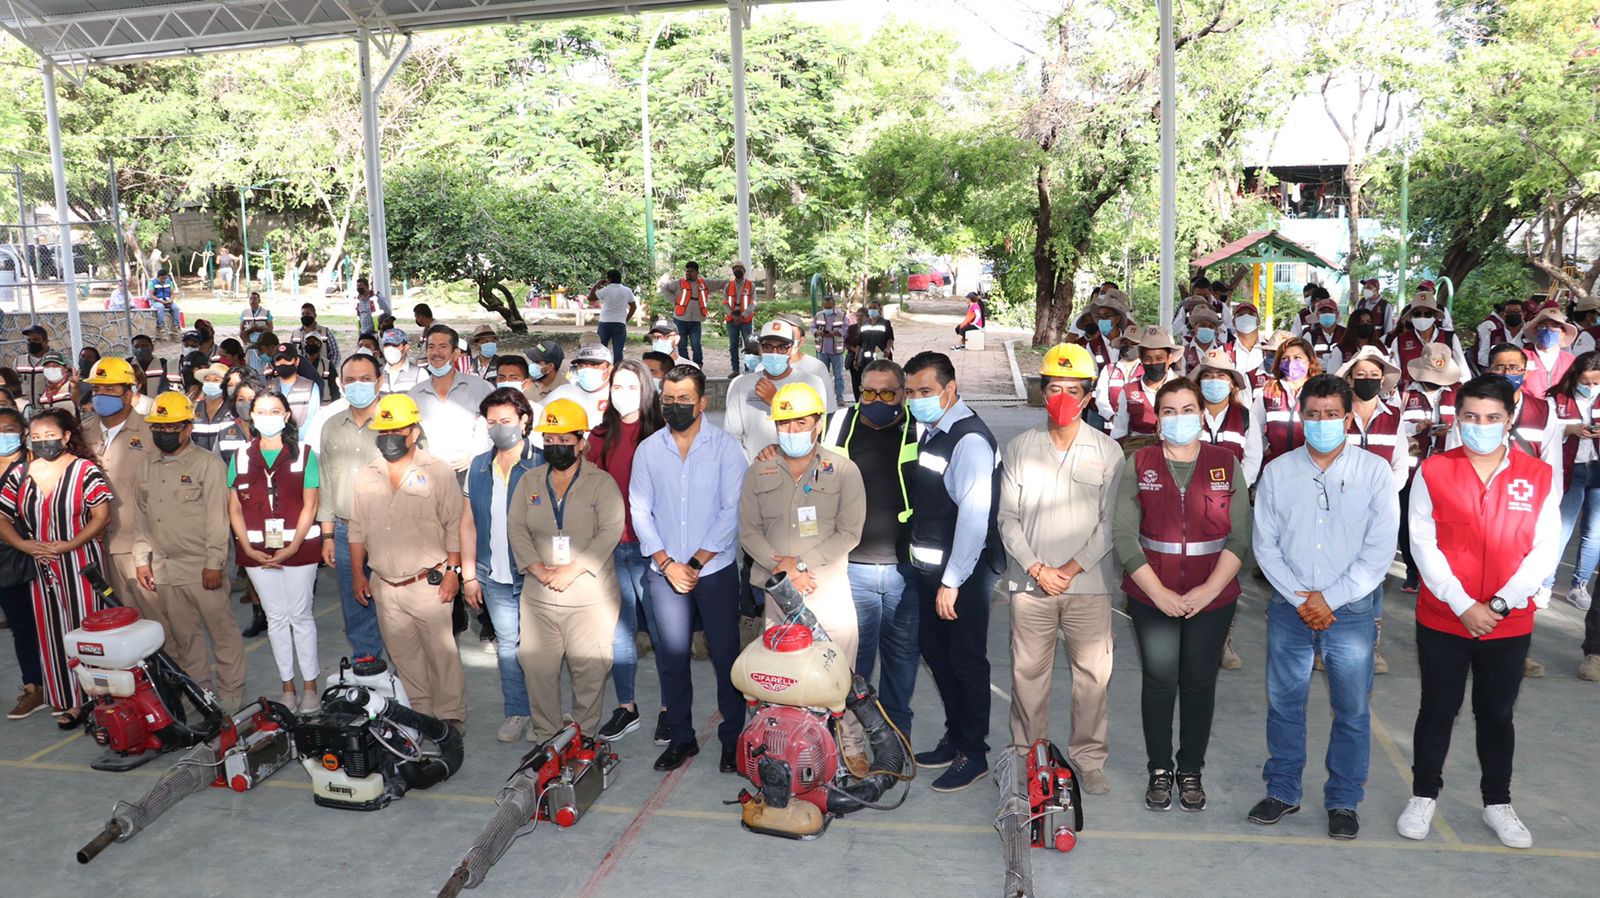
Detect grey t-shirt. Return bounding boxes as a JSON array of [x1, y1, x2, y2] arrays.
[[724, 368, 832, 461]]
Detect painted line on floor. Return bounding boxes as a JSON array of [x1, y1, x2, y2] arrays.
[[19, 729, 80, 764], [1369, 709, 1460, 845], [989, 682, 1010, 703], [574, 710, 722, 898]]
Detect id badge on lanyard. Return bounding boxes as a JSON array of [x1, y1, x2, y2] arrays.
[[262, 465, 285, 548], [547, 465, 579, 567]]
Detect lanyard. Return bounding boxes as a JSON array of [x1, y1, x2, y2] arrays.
[[546, 461, 581, 531], [261, 445, 283, 514]]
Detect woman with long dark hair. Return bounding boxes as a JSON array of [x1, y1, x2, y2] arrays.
[[0, 407, 44, 719], [226, 389, 323, 711], [0, 409, 112, 726], [587, 359, 665, 740]]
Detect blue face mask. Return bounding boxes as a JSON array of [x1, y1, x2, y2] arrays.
[[343, 381, 378, 409], [1579, 383, 1597, 399], [777, 430, 814, 458], [859, 400, 902, 427], [652, 339, 674, 354], [1536, 328, 1561, 351], [1459, 421, 1506, 454], [761, 353, 790, 376], [868, 309, 881, 320], [1161, 414, 1202, 445], [480, 342, 497, 358], [253, 414, 286, 438], [1235, 315, 1259, 334], [575, 368, 606, 392], [91, 394, 125, 418], [1303, 418, 1347, 453], [1200, 379, 1231, 404], [743, 355, 761, 373], [1195, 327, 1216, 345], [1097, 318, 1115, 336], [426, 362, 455, 378], [907, 394, 946, 424], [0, 433, 20, 456], [1318, 313, 1338, 329], [1501, 373, 1525, 390], [201, 381, 223, 398]]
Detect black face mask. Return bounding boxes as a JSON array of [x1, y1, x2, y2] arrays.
[[31, 439, 65, 461], [1142, 362, 1168, 383], [375, 431, 411, 462], [301, 316, 316, 328], [1119, 345, 1139, 362], [275, 363, 298, 379], [134, 347, 153, 364], [859, 400, 902, 428], [1352, 378, 1383, 402], [544, 444, 579, 470], [77, 359, 94, 378], [26, 341, 43, 355], [1505, 314, 1524, 328], [152, 431, 183, 454], [1353, 322, 1375, 339], [662, 402, 697, 432]]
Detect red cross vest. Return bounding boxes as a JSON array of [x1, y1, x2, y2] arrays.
[[1415, 447, 1551, 640], [1388, 327, 1459, 388], [1122, 442, 1241, 612], [724, 278, 754, 323], [1521, 348, 1573, 401], [674, 277, 709, 318], [231, 439, 322, 568], [1548, 392, 1591, 491], [1348, 400, 1403, 464], [1201, 403, 1249, 463], [1121, 377, 1160, 437], [1260, 379, 1305, 466]]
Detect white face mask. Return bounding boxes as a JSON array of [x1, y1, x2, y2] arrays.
[[1364, 287, 1378, 299], [382, 346, 404, 365], [43, 367, 65, 384], [1411, 316, 1436, 332], [611, 390, 642, 417]]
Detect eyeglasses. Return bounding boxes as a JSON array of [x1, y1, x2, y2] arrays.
[[1311, 472, 1346, 511], [1489, 364, 1526, 375], [859, 389, 900, 403]]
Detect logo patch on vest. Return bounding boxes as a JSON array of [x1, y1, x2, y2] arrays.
[[127, 437, 143, 450], [179, 474, 192, 484], [1208, 467, 1229, 490], [1139, 468, 1162, 491], [528, 492, 541, 506], [1507, 478, 1535, 513]]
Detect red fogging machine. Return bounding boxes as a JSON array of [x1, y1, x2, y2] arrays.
[[437, 722, 618, 897], [995, 740, 1085, 897]]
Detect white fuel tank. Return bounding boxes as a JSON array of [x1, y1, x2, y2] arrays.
[[65, 607, 164, 671], [732, 625, 851, 713]]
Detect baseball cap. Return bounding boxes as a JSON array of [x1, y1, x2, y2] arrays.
[[525, 340, 564, 367], [648, 320, 675, 336], [380, 327, 407, 347], [572, 343, 612, 365], [21, 325, 45, 337], [181, 329, 201, 343], [758, 319, 798, 344]]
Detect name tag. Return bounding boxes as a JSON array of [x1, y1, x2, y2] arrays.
[[551, 535, 572, 566], [797, 506, 818, 538], [264, 518, 286, 549]]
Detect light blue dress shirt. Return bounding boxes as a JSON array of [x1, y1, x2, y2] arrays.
[[924, 399, 997, 589], [629, 419, 746, 576]]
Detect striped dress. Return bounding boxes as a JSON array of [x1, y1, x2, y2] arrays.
[[0, 458, 112, 710]]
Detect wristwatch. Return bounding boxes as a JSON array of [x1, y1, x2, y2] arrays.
[[687, 557, 704, 571], [442, 564, 462, 575], [795, 561, 808, 573]]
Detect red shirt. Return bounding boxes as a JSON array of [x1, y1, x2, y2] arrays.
[[587, 418, 644, 544]]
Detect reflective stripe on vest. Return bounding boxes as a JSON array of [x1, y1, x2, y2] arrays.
[[1138, 535, 1228, 555], [825, 408, 916, 523], [675, 278, 709, 317], [724, 279, 754, 320]]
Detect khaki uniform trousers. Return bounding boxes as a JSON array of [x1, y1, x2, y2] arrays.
[[158, 581, 246, 703], [519, 598, 619, 742], [763, 566, 865, 755], [372, 578, 467, 725], [108, 554, 180, 649], [1008, 589, 1113, 769]]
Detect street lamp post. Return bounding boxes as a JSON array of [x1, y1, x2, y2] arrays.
[[642, 14, 672, 289]]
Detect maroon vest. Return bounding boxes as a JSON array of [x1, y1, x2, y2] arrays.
[[1388, 327, 1458, 388], [1122, 442, 1241, 612], [1348, 401, 1403, 464], [232, 440, 323, 567], [1400, 383, 1460, 472], [1509, 396, 1551, 461], [1121, 378, 1160, 437], [1306, 325, 1346, 359], [1202, 403, 1249, 463], [1260, 380, 1305, 466], [1549, 393, 1589, 490]]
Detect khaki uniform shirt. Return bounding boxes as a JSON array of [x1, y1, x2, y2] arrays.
[[997, 424, 1123, 595], [132, 443, 229, 584], [84, 412, 155, 556], [738, 447, 864, 591], [313, 407, 380, 525], [347, 449, 462, 580], [506, 462, 625, 608]]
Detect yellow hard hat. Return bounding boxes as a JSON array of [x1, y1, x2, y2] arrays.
[[370, 393, 422, 431], [1040, 343, 1096, 379], [84, 357, 137, 386], [144, 392, 195, 424], [536, 398, 589, 434], [770, 383, 825, 421]]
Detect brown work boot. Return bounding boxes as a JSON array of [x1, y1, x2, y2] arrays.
[[1220, 637, 1242, 671], [1578, 655, 1600, 682], [1524, 656, 1545, 678], [7, 685, 45, 719], [844, 752, 871, 778]]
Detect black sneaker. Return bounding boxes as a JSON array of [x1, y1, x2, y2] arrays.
[[598, 706, 641, 740], [479, 621, 497, 642], [653, 711, 671, 745], [1176, 771, 1206, 811], [929, 754, 988, 792], [914, 737, 959, 769], [1328, 808, 1360, 840], [1247, 796, 1300, 825], [1146, 770, 1174, 811]]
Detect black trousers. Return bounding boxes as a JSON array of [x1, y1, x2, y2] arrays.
[[917, 565, 997, 759], [0, 581, 41, 687], [1127, 598, 1236, 773], [1411, 623, 1529, 805], [1397, 483, 1417, 575], [1584, 598, 1600, 658]]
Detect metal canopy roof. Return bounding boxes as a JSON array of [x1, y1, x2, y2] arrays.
[[1, 0, 764, 68]]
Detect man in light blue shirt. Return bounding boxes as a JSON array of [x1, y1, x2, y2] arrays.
[[629, 365, 748, 773], [1248, 374, 1399, 840]]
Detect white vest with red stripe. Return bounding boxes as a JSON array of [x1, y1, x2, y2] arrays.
[[1202, 403, 1249, 463], [1122, 443, 1241, 611], [1415, 447, 1550, 640], [1260, 379, 1304, 465], [1348, 399, 1403, 463], [675, 277, 709, 318]]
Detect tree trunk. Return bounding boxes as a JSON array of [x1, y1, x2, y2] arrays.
[[1030, 160, 1077, 346], [1438, 239, 1483, 290], [763, 259, 778, 303], [478, 280, 528, 332], [1344, 172, 1365, 289]]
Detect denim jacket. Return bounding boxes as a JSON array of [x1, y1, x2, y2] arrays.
[[467, 441, 544, 587]]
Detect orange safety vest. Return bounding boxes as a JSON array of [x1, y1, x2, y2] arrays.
[[724, 278, 755, 322], [675, 278, 709, 318]]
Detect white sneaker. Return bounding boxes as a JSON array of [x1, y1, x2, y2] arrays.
[[1396, 797, 1436, 840], [1483, 804, 1532, 848], [297, 691, 320, 714], [483, 637, 500, 655], [1568, 583, 1593, 612], [1532, 586, 1552, 610], [496, 715, 529, 743]]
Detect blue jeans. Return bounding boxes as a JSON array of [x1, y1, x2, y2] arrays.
[[819, 352, 846, 404], [610, 543, 653, 706], [153, 300, 180, 331], [1547, 459, 1600, 590], [847, 561, 920, 734], [597, 321, 628, 364], [1263, 588, 1379, 810], [726, 321, 753, 372], [674, 319, 703, 365], [333, 518, 385, 660], [481, 577, 531, 717]]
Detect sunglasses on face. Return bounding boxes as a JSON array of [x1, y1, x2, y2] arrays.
[[859, 389, 900, 403]]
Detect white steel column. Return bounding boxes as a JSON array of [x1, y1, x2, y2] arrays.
[[43, 63, 83, 356], [729, 1, 752, 267], [1157, 0, 1176, 328], [358, 28, 390, 299]]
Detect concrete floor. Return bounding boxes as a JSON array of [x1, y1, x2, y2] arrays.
[[2, 403, 1598, 898]]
